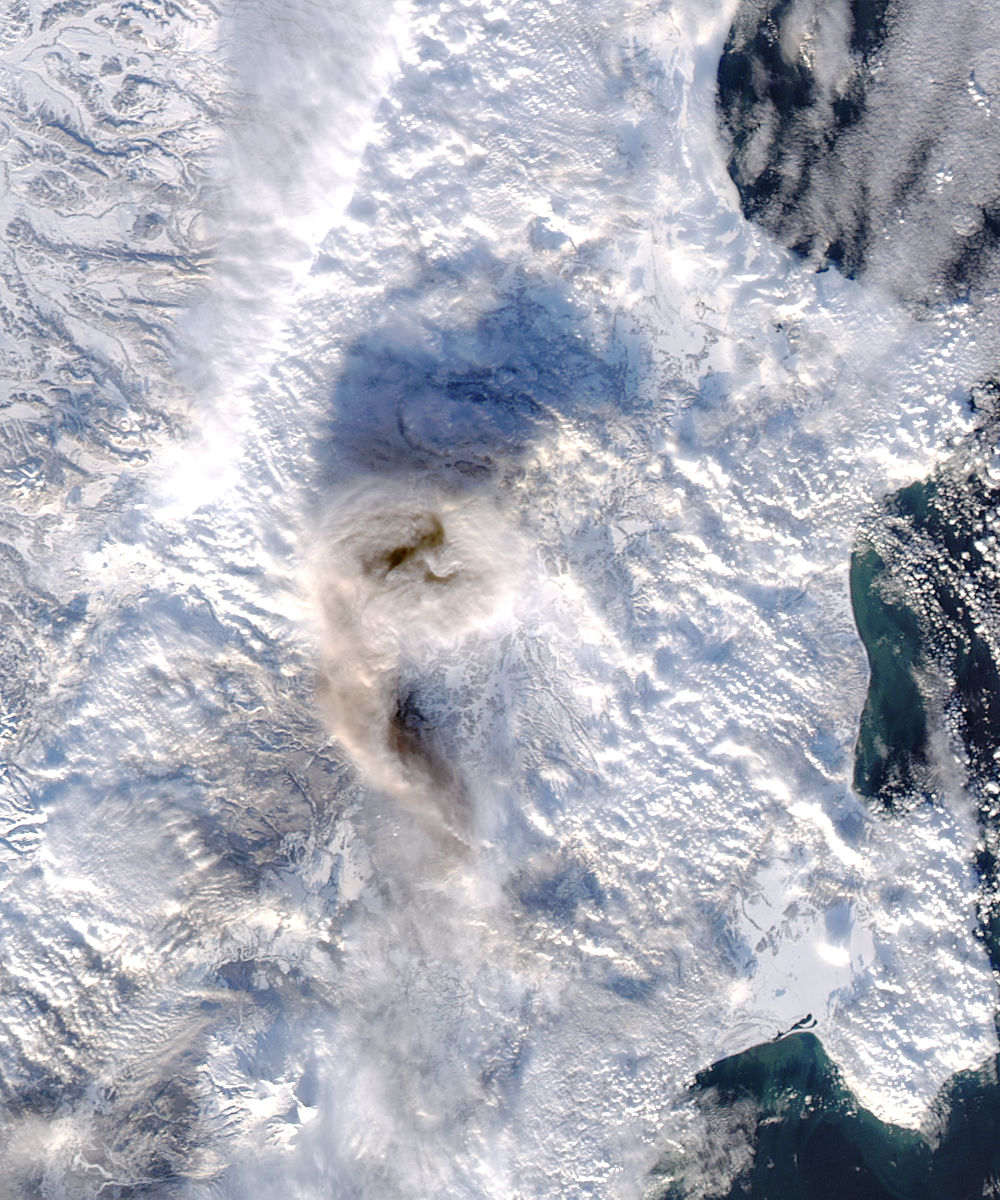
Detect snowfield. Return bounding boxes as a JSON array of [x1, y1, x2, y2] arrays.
[[0, 0, 996, 1195]]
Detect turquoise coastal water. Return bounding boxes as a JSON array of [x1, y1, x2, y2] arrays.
[[849, 539, 928, 808], [708, 0, 1000, 1188], [652, 1033, 1000, 1199], [650, 442, 1000, 1197]]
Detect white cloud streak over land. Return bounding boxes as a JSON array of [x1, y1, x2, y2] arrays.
[[0, 0, 995, 1196]]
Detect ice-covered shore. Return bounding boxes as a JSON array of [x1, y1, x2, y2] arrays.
[[0, 0, 996, 1196]]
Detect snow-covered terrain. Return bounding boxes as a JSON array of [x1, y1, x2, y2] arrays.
[[0, 0, 997, 1196]]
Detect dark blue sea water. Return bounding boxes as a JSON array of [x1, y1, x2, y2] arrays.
[[3, 0, 1000, 1194], [702, 1, 1000, 1193]]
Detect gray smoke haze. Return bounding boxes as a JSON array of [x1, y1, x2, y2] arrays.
[[313, 477, 529, 852]]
